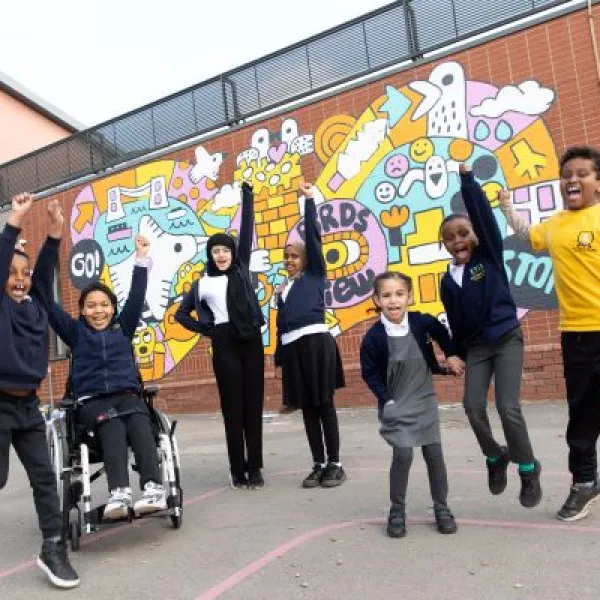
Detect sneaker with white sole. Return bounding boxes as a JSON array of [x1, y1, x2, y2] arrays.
[[134, 481, 167, 515], [103, 487, 132, 520], [37, 539, 80, 589]]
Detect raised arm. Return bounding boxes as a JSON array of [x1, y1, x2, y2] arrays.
[[300, 181, 325, 276], [0, 193, 34, 300], [49, 302, 79, 348], [236, 182, 254, 270], [118, 235, 149, 339], [30, 199, 63, 311], [459, 165, 503, 260]]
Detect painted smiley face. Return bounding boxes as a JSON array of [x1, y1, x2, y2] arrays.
[[409, 137, 434, 163], [375, 181, 397, 204], [384, 154, 409, 178]]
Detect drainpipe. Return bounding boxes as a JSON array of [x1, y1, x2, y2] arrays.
[[588, 0, 600, 86]]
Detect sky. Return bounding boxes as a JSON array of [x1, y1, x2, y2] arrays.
[[1, 0, 393, 127]]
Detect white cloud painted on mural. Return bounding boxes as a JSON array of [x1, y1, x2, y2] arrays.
[[470, 81, 555, 118]]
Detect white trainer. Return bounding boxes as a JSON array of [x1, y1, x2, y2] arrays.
[[134, 481, 167, 515], [103, 487, 133, 520]]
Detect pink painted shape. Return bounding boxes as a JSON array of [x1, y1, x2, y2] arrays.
[[466, 82, 537, 151], [513, 187, 530, 204], [106, 228, 132, 242], [70, 185, 99, 245], [328, 172, 344, 191], [537, 184, 556, 211], [267, 143, 287, 164]]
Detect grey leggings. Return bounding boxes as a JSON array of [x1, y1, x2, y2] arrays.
[[390, 443, 448, 513], [463, 327, 535, 464]]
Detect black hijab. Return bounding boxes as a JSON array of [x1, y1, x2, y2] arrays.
[[206, 233, 256, 340]]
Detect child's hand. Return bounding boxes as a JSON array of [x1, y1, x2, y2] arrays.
[[135, 234, 150, 258], [241, 181, 253, 193], [458, 163, 472, 174], [446, 356, 465, 376], [299, 180, 314, 198], [47, 199, 64, 238], [8, 193, 34, 227], [497, 189, 512, 209]]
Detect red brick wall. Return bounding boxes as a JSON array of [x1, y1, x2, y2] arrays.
[[29, 5, 600, 412]]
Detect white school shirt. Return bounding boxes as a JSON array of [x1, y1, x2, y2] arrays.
[[448, 262, 465, 288], [280, 279, 328, 345], [198, 275, 229, 324], [380, 312, 410, 337]]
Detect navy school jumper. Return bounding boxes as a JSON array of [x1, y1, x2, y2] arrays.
[[439, 171, 519, 359], [0, 224, 59, 391], [360, 312, 453, 416], [274, 195, 326, 366]]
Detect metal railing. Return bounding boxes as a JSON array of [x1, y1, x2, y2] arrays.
[[0, 0, 576, 204]]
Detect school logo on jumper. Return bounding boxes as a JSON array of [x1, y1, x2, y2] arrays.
[[67, 61, 563, 381], [469, 264, 485, 282], [576, 231, 595, 251]]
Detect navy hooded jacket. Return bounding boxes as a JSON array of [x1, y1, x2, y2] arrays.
[[49, 266, 147, 399]]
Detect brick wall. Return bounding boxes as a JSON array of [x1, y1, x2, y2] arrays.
[[28, 5, 600, 412]]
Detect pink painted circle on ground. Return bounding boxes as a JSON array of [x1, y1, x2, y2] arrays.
[[287, 199, 387, 308], [384, 153, 409, 178]]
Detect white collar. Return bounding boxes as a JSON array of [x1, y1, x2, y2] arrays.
[[381, 312, 409, 337]]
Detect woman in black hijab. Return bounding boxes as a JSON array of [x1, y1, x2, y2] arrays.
[[176, 182, 265, 488]]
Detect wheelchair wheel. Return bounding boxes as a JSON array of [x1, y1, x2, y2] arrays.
[[47, 413, 69, 513], [69, 520, 80, 552], [169, 432, 183, 529]]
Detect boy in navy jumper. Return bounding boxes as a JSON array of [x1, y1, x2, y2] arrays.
[[0, 193, 79, 588], [439, 163, 542, 508], [360, 271, 462, 537]]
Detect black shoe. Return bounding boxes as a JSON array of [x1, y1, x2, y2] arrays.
[[557, 482, 600, 522], [302, 464, 325, 488], [230, 473, 248, 489], [37, 539, 80, 589], [387, 512, 406, 538], [519, 461, 542, 508], [321, 463, 347, 488], [434, 507, 458, 534], [487, 447, 510, 495], [248, 470, 265, 488]]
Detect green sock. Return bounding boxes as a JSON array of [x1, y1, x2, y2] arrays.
[[518, 462, 535, 473], [486, 455, 501, 464]]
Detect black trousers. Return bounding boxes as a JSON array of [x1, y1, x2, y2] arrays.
[[562, 332, 600, 483], [0, 392, 62, 539], [302, 402, 340, 465], [389, 443, 449, 513], [212, 324, 265, 478], [77, 393, 161, 490]]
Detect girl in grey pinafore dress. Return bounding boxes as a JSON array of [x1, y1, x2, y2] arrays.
[[379, 329, 449, 518]]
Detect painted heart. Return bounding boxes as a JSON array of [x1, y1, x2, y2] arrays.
[[268, 143, 287, 164]]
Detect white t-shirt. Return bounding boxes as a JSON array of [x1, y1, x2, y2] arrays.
[[198, 275, 229, 324], [448, 262, 465, 288], [280, 279, 328, 345]]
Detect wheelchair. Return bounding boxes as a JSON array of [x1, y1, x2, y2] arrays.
[[45, 379, 183, 551]]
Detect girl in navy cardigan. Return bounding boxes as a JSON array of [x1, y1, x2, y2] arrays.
[[275, 181, 346, 489], [439, 163, 541, 508], [360, 271, 461, 538]]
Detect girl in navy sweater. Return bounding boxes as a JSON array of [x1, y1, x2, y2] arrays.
[[360, 271, 461, 538], [439, 163, 542, 507], [50, 234, 166, 521], [275, 181, 346, 489], [176, 182, 265, 489]]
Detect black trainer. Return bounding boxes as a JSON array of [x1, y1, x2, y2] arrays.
[[37, 539, 80, 589], [230, 473, 248, 489], [387, 511, 406, 538], [434, 507, 458, 534], [487, 447, 510, 495], [519, 461, 542, 508], [321, 463, 347, 488], [557, 482, 600, 522], [248, 470, 265, 489], [302, 464, 325, 488]]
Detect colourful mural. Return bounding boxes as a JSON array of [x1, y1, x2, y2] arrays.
[[68, 61, 561, 381]]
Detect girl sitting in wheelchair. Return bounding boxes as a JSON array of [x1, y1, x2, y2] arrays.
[[49, 234, 167, 520]]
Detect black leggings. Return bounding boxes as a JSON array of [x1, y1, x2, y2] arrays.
[[212, 324, 265, 478], [302, 402, 340, 465]]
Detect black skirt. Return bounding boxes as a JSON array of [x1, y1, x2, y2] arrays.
[[281, 332, 345, 408]]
